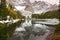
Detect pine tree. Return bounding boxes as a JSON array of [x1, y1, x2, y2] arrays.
[[0, 0, 8, 40], [58, 1, 60, 13], [0, 0, 9, 20]]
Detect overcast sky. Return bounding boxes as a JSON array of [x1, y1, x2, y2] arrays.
[[30, 0, 59, 5]]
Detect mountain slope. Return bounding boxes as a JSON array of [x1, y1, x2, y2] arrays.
[[7, 0, 59, 14]]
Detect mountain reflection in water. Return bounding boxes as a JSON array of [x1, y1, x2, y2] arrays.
[[8, 19, 59, 40]]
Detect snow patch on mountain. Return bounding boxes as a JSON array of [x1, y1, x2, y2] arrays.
[[6, 0, 59, 14]]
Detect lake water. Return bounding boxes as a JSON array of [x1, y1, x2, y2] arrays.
[[8, 19, 59, 40]]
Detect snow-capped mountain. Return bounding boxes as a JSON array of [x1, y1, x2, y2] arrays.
[[6, 0, 59, 14], [32, 1, 52, 13], [32, 1, 59, 14]]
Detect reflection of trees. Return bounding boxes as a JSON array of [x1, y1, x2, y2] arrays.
[[7, 20, 24, 40], [0, 0, 25, 40]]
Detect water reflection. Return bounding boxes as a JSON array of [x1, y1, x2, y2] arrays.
[[8, 18, 59, 40]]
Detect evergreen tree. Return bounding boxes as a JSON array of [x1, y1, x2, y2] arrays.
[[0, 0, 8, 40], [58, 1, 60, 13], [0, 0, 9, 20]]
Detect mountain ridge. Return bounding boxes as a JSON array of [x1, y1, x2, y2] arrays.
[[6, 0, 59, 14]]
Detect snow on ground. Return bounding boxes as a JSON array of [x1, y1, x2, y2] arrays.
[[0, 19, 20, 24]]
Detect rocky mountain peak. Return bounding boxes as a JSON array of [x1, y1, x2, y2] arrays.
[[6, 0, 59, 14]]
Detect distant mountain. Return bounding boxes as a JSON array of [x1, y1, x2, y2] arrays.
[[47, 4, 59, 11], [32, 1, 52, 14], [7, 0, 59, 14], [32, 1, 59, 14]]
